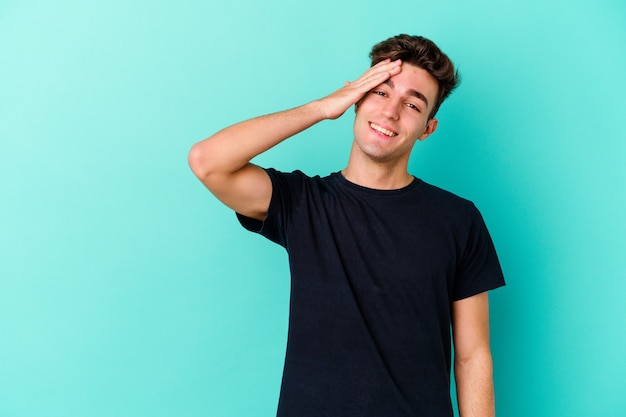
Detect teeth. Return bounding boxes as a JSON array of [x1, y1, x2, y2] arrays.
[[370, 123, 396, 137]]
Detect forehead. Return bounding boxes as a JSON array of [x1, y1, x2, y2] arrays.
[[387, 63, 439, 107]]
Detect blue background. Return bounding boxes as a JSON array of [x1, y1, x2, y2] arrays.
[[1, 0, 625, 416]]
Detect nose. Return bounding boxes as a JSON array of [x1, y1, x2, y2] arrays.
[[381, 98, 400, 120]]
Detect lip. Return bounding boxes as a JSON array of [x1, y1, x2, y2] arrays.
[[369, 121, 398, 138]]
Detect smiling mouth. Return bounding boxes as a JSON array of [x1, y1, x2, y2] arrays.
[[370, 122, 397, 137]]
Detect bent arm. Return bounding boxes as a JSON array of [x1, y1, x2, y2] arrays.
[[452, 292, 495, 417], [188, 102, 327, 220], [188, 59, 402, 220]]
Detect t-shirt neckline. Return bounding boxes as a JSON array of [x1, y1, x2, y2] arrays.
[[331, 171, 423, 198]]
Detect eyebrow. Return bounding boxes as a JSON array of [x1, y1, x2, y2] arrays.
[[383, 79, 429, 108]]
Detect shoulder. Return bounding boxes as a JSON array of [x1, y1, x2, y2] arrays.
[[417, 180, 477, 216], [264, 168, 338, 191]]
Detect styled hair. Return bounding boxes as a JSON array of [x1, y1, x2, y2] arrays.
[[370, 34, 460, 118]]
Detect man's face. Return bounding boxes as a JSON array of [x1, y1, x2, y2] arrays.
[[352, 63, 439, 165]]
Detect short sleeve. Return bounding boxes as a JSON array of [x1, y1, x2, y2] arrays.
[[236, 168, 302, 248], [452, 204, 505, 300]]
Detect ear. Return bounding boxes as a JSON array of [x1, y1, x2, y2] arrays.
[[418, 118, 438, 141]]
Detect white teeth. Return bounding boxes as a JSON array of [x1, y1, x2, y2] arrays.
[[370, 123, 396, 137]]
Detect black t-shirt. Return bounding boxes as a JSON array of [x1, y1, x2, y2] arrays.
[[238, 169, 505, 417]]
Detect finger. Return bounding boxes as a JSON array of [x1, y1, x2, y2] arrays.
[[353, 59, 401, 85], [350, 64, 400, 90], [369, 58, 402, 72]]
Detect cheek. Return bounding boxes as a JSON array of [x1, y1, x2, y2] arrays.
[[406, 118, 426, 134], [409, 121, 430, 141]]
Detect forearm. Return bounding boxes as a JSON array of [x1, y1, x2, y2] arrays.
[[189, 59, 401, 179], [189, 100, 327, 178], [455, 351, 495, 417]]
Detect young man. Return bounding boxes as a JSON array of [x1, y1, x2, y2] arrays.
[[189, 34, 505, 417]]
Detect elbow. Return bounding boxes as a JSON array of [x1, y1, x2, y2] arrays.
[[454, 347, 493, 369], [188, 142, 215, 181]]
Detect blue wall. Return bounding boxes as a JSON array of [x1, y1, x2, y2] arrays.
[[1, 0, 625, 416]]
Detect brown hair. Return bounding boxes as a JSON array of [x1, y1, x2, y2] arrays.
[[370, 34, 460, 119]]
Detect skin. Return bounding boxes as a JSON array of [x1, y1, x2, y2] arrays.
[[188, 59, 495, 416], [344, 62, 439, 189], [453, 292, 496, 417]]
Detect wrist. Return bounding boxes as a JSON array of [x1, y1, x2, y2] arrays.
[[305, 99, 332, 122]]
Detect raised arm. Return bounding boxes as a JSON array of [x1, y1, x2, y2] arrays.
[[187, 59, 402, 220], [452, 292, 496, 417]]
